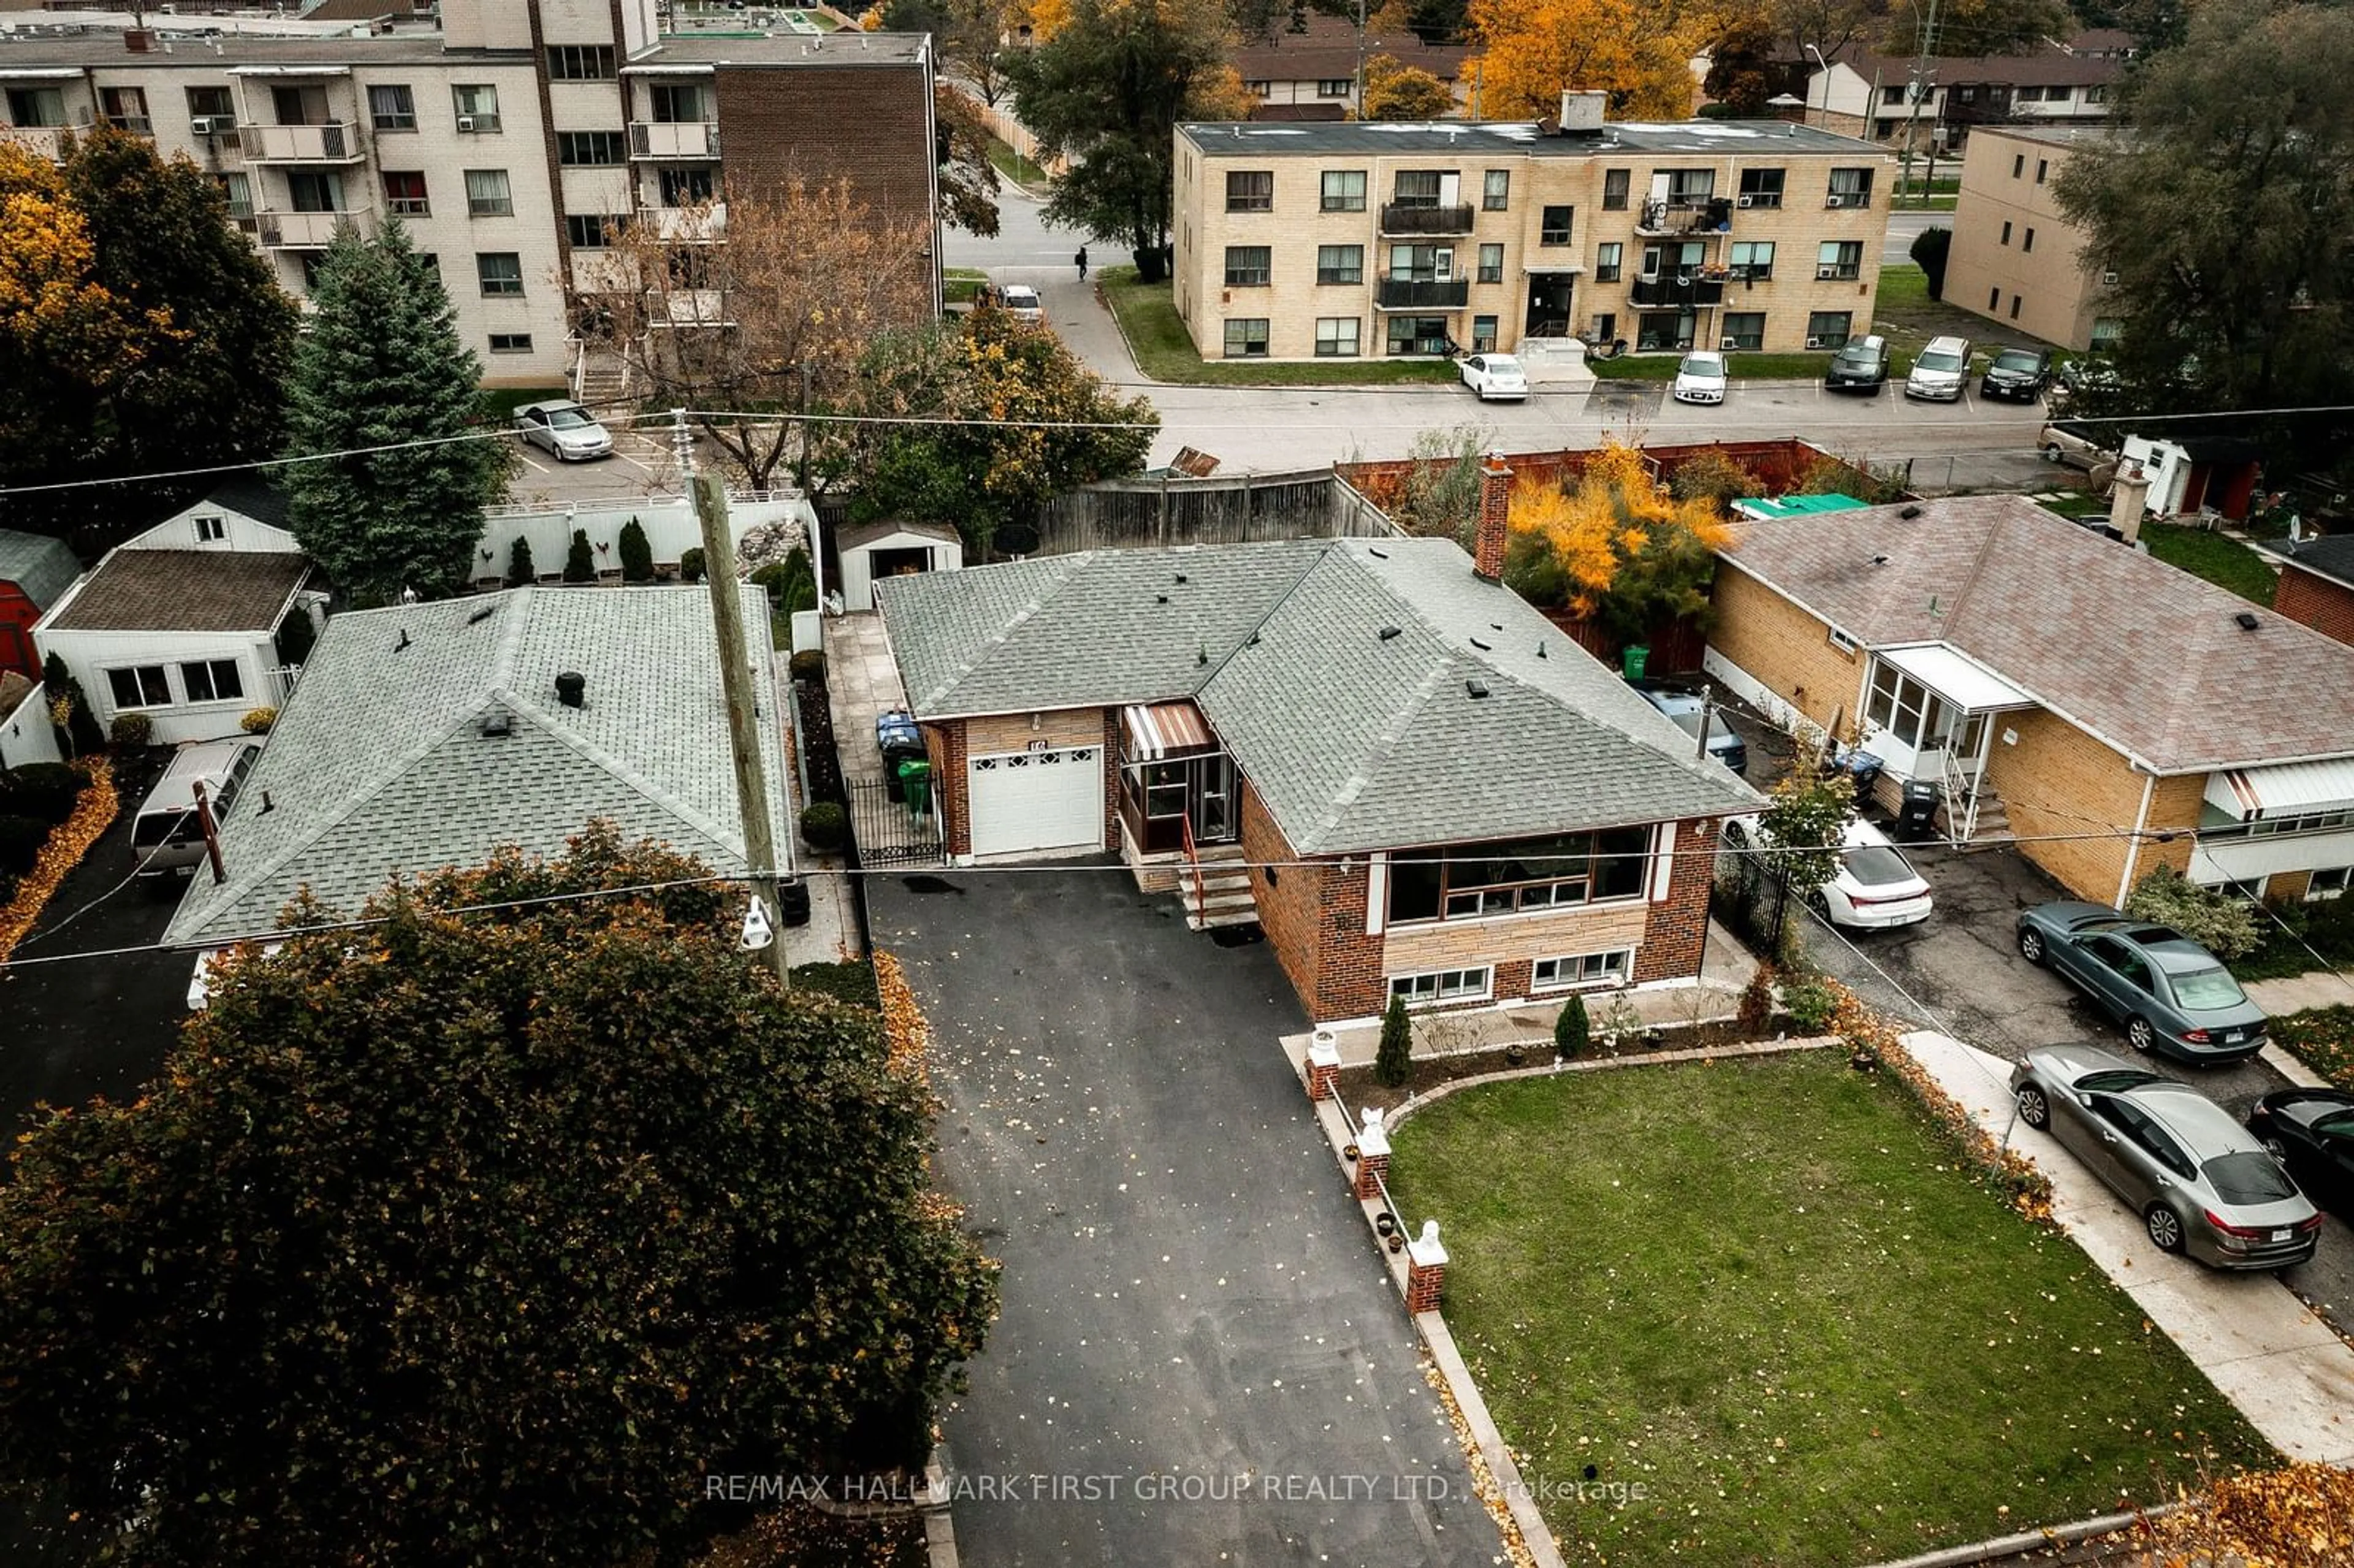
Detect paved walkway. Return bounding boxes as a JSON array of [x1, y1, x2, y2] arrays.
[[1903, 1030, 2354, 1466], [820, 611, 907, 789], [2245, 968, 2354, 1016]]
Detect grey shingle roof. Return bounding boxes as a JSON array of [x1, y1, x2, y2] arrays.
[[2261, 533, 2354, 593], [877, 538, 1756, 853], [0, 529, 80, 612], [164, 585, 789, 947], [44, 550, 308, 633], [1720, 494, 2354, 774]]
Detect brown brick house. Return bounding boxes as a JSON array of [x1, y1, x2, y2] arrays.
[[2259, 535, 2354, 650], [1706, 495, 2354, 907], [873, 496, 1756, 1026]]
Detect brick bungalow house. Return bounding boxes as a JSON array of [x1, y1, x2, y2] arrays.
[[2258, 534, 2354, 649], [1706, 494, 2354, 907], [872, 469, 1758, 1026]]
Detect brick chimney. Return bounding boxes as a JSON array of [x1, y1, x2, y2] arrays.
[[2110, 463, 2151, 545], [1474, 451, 1511, 580]]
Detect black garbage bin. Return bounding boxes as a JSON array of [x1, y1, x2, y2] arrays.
[[1894, 780, 1942, 840], [775, 878, 812, 927]]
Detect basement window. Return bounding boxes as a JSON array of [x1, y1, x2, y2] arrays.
[[1389, 967, 1492, 1007]]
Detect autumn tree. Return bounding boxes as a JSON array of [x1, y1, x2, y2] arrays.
[[0, 131, 295, 550], [282, 221, 509, 604], [1501, 443, 1731, 642], [935, 84, 1005, 235], [839, 307, 1157, 551], [1458, 0, 1710, 119], [584, 177, 933, 490], [1363, 53, 1458, 118], [0, 825, 997, 1568], [888, 0, 1028, 101], [1004, 0, 1254, 278], [2054, 0, 2354, 413]]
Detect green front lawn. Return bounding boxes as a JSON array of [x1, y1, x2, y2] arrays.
[[945, 267, 988, 306], [1095, 266, 1461, 387], [1588, 351, 1836, 382], [1387, 1053, 2268, 1568], [2139, 523, 2278, 604], [985, 135, 1049, 191]]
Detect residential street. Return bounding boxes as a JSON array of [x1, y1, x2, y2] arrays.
[[872, 867, 1504, 1567], [952, 188, 2052, 485]]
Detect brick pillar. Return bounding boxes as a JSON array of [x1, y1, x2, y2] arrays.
[[1406, 1219, 1448, 1313], [1353, 1106, 1391, 1200], [1474, 452, 1511, 580], [1307, 1030, 1341, 1102]]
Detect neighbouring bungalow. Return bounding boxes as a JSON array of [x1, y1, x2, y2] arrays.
[[1706, 494, 2354, 907], [872, 463, 1758, 1026]]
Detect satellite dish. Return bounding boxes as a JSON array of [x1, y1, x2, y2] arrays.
[[741, 896, 775, 952], [994, 522, 1040, 557]]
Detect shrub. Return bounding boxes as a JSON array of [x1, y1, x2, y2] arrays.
[[2126, 864, 2263, 960], [791, 959, 882, 1011], [275, 605, 317, 669], [240, 707, 277, 734], [562, 528, 595, 584], [0, 763, 83, 826], [1374, 994, 1414, 1087], [43, 652, 102, 757], [1910, 225, 1952, 299], [618, 518, 653, 583], [798, 801, 849, 853], [788, 649, 826, 683], [1666, 450, 1766, 510], [774, 547, 818, 617], [108, 712, 153, 748], [0, 813, 47, 876], [1736, 967, 1775, 1037], [506, 535, 536, 587], [679, 546, 706, 584], [1783, 977, 1840, 1032], [1553, 993, 1590, 1058]]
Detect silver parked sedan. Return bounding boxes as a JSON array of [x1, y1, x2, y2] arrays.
[[2009, 1043, 2321, 1269]]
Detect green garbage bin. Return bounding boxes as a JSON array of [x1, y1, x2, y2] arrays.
[[1621, 645, 1650, 681], [896, 758, 932, 818]]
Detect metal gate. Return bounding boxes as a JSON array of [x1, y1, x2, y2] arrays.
[[846, 778, 947, 868]]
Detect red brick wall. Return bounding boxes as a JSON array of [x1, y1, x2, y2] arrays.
[[1475, 457, 1509, 579], [1242, 782, 1322, 1011], [2275, 569, 2354, 649], [921, 719, 969, 856], [714, 63, 934, 225], [1636, 816, 1720, 983], [1238, 783, 1388, 1021], [1102, 708, 1121, 847], [1315, 855, 1386, 1021]]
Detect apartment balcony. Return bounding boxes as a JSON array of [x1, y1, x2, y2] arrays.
[[1377, 201, 1474, 237], [655, 288, 732, 327], [256, 208, 375, 249], [240, 121, 364, 163], [1374, 278, 1469, 311], [1629, 273, 1726, 307], [1633, 199, 1731, 237], [630, 121, 720, 160], [650, 202, 727, 242], [0, 125, 66, 161]]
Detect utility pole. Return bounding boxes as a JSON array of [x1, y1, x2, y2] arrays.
[[1352, 0, 1366, 118], [1896, 0, 1942, 209], [688, 442, 793, 991]]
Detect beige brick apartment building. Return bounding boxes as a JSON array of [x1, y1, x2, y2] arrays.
[[1171, 94, 1892, 363], [0, 0, 939, 388], [1944, 124, 2118, 351]]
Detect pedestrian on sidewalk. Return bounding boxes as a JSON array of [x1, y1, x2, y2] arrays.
[[1075, 246, 1089, 280]]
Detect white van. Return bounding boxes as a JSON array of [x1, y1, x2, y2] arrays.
[[1905, 335, 1972, 402], [132, 737, 262, 881]]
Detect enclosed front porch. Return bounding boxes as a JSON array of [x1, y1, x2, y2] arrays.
[[1857, 645, 2038, 845], [1113, 699, 1255, 927]]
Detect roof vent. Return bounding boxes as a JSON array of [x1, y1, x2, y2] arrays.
[[1367, 546, 1389, 558], [1156, 593, 1170, 604], [1536, 641, 1547, 658], [1466, 679, 1490, 699], [2235, 611, 2261, 631], [1469, 636, 1492, 650], [555, 671, 587, 709], [394, 629, 411, 652], [1378, 625, 1403, 641], [1899, 504, 1924, 520], [1174, 572, 1188, 584], [467, 604, 498, 626], [481, 711, 514, 737]]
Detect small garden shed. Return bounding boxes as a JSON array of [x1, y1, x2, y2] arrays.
[[837, 520, 962, 614]]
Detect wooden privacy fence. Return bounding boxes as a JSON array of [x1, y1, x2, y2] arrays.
[[1030, 471, 1401, 556]]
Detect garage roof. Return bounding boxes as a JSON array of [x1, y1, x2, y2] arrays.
[[876, 537, 1758, 853]]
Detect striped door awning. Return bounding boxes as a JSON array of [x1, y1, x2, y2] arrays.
[[1121, 701, 1214, 761]]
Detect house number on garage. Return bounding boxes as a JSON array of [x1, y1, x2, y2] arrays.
[[1028, 739, 1051, 752]]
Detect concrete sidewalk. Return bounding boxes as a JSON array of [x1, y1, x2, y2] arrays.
[[2244, 968, 2354, 1016], [1903, 1029, 2354, 1466]]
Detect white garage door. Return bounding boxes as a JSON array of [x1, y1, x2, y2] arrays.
[[968, 745, 1103, 857]]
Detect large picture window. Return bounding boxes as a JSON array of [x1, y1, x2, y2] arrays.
[[107, 665, 172, 709], [1387, 828, 1652, 923]]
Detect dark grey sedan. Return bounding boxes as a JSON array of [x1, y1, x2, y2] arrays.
[[2249, 1087, 2354, 1220], [2015, 901, 2268, 1064], [2011, 1045, 2321, 1269]]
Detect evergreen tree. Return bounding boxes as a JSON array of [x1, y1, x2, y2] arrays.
[[1553, 994, 1590, 1058], [281, 223, 508, 605], [617, 518, 653, 583], [39, 652, 102, 758], [1374, 994, 1414, 1088], [506, 535, 536, 588], [563, 529, 595, 583]]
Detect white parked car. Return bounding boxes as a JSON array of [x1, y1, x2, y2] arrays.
[[1905, 335, 1972, 402], [1670, 351, 1727, 405], [1459, 352, 1528, 402], [1723, 815, 1934, 930], [513, 400, 614, 462], [997, 283, 1044, 323]]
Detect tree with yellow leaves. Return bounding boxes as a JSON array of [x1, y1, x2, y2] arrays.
[[1458, 0, 1713, 120], [1363, 53, 1458, 120], [1501, 443, 1732, 642]]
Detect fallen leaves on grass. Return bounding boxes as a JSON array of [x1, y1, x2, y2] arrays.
[[1419, 1353, 1541, 1568], [873, 949, 929, 1084], [2134, 1461, 2354, 1567], [0, 757, 116, 965]]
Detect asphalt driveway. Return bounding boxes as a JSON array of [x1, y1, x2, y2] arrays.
[[869, 866, 1503, 1567]]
